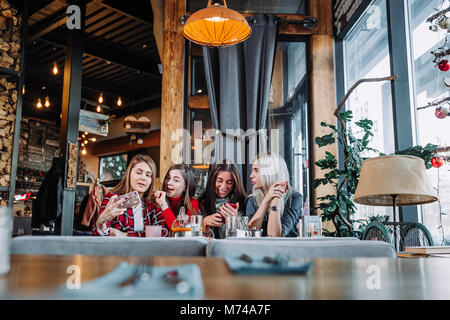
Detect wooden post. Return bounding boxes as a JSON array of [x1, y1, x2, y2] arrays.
[[159, 0, 185, 186], [310, 0, 337, 232]]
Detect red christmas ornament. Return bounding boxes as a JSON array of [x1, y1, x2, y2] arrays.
[[439, 59, 450, 71], [431, 156, 445, 168], [435, 106, 449, 119]]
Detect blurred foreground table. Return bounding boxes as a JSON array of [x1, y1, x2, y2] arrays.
[[2, 254, 450, 299]]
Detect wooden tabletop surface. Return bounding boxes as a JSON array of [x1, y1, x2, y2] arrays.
[[2, 254, 450, 299]]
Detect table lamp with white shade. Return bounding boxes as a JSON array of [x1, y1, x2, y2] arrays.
[[354, 155, 438, 249]]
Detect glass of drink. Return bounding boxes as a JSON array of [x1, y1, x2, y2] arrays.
[[225, 216, 239, 238], [190, 215, 202, 237], [0, 207, 12, 275]]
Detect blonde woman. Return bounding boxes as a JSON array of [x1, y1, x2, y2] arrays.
[[246, 153, 303, 237], [93, 154, 165, 237]]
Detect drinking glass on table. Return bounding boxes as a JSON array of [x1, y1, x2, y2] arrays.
[[0, 207, 12, 275], [225, 216, 239, 238], [190, 215, 202, 237]]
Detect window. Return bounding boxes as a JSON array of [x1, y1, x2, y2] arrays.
[[99, 154, 128, 183], [342, 0, 394, 224], [408, 0, 450, 244], [269, 40, 310, 201]]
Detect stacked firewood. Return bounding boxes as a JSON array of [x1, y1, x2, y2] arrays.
[[0, 0, 21, 197]]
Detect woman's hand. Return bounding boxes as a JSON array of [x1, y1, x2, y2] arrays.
[[263, 181, 288, 205], [153, 190, 169, 211], [202, 213, 224, 233], [219, 202, 239, 220], [96, 195, 127, 230], [110, 229, 128, 237]]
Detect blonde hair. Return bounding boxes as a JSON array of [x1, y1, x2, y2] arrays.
[[252, 153, 291, 216], [112, 154, 157, 203]]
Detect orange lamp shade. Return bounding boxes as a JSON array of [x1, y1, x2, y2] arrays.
[[182, 0, 252, 47]]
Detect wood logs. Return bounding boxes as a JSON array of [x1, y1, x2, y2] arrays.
[[0, 0, 21, 190]]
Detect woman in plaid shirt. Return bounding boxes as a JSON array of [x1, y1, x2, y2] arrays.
[[93, 154, 166, 237]]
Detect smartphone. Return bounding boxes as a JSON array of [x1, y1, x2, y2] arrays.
[[220, 203, 238, 223], [115, 191, 141, 209]]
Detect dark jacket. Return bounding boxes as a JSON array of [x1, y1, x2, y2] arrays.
[[31, 157, 64, 228]]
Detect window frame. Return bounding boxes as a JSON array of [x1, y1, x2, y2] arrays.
[[334, 0, 419, 222]]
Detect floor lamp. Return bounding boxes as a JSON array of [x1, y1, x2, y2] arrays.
[[354, 155, 438, 250]]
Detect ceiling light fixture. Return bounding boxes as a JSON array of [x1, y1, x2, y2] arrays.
[[182, 0, 252, 47], [52, 62, 59, 75]]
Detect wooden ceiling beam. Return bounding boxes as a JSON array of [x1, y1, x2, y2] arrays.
[[34, 32, 161, 81]]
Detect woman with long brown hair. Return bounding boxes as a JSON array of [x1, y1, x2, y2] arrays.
[[153, 164, 199, 231], [93, 154, 165, 237], [198, 161, 247, 238]]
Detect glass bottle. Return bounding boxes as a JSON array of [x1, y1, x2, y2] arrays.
[[171, 207, 191, 237]]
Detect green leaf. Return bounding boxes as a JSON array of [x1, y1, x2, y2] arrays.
[[339, 110, 353, 122], [315, 133, 336, 147], [320, 122, 337, 131]]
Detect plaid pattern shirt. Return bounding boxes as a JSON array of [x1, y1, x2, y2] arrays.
[[92, 192, 165, 237]]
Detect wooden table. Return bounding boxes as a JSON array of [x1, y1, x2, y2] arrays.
[[2, 254, 450, 299]]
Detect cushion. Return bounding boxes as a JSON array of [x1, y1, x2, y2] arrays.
[[10, 236, 210, 256]]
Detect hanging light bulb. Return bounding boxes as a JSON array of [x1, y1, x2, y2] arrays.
[[84, 140, 88, 145], [52, 62, 59, 75], [81, 149, 87, 155], [44, 96, 50, 108], [117, 96, 122, 106], [36, 98, 42, 109], [90, 137, 97, 142], [22, 85, 25, 95], [96, 105, 102, 113], [98, 93, 103, 104]]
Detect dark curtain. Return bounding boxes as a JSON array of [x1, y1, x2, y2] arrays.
[[203, 14, 278, 191]]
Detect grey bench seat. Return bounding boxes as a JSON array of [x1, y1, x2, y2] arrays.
[[206, 239, 396, 258], [10, 236, 210, 256]]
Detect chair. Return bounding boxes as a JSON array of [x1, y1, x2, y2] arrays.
[[362, 221, 434, 251]]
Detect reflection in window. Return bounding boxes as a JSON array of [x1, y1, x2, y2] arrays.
[[343, 0, 394, 225], [408, 0, 450, 245], [269, 41, 310, 201]]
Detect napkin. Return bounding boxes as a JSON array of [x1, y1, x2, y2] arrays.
[[59, 262, 204, 300], [224, 254, 313, 275]]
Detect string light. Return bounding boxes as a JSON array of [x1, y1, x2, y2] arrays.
[[81, 149, 87, 155], [89, 137, 97, 142], [117, 96, 122, 106], [44, 96, 50, 108], [98, 93, 103, 104], [36, 98, 42, 108], [52, 62, 59, 75]]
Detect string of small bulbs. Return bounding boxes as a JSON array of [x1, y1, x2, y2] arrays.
[[32, 62, 124, 111]]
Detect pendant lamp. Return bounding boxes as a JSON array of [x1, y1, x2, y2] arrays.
[[182, 0, 252, 47]]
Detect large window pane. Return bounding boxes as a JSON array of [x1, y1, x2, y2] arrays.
[[343, 0, 394, 224], [269, 41, 310, 201], [408, 0, 450, 245]]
